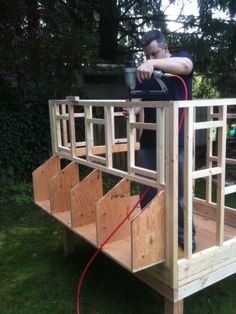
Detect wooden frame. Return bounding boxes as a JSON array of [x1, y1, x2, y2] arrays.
[[33, 97, 236, 314]]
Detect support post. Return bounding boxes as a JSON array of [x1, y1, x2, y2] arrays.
[[165, 298, 184, 314], [63, 227, 76, 257], [165, 102, 179, 286]]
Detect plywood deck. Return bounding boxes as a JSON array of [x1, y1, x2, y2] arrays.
[[100, 212, 236, 268], [103, 237, 131, 270], [35, 201, 236, 270], [54, 210, 71, 227], [36, 200, 50, 212], [74, 223, 97, 246], [178, 213, 236, 259]]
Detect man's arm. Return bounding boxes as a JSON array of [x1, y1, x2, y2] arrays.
[[136, 57, 193, 83]]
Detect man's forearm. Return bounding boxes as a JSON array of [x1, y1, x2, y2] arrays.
[[151, 57, 193, 75], [136, 57, 193, 83]]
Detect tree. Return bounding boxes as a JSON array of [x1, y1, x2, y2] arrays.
[[1, 0, 236, 181], [196, 0, 236, 96]]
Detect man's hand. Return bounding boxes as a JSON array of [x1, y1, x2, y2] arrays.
[[136, 60, 154, 83], [122, 106, 141, 118]]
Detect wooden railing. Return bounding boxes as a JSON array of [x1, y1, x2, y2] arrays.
[[48, 96, 174, 189], [48, 96, 236, 286]]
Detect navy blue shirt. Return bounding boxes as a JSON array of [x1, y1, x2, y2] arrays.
[[136, 51, 193, 147]]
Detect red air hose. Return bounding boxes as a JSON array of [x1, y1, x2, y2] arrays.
[[76, 186, 150, 314], [172, 74, 188, 130], [77, 74, 188, 314]]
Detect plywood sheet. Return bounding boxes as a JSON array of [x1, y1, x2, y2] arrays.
[[71, 169, 103, 228], [32, 155, 60, 202], [49, 162, 79, 213], [96, 178, 131, 245], [131, 190, 166, 272]]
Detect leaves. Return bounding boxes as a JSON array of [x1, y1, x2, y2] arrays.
[[0, 0, 236, 181]]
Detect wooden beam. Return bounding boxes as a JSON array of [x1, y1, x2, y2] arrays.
[[130, 166, 157, 179], [84, 105, 93, 161], [193, 120, 224, 130], [156, 107, 165, 185], [225, 184, 236, 195], [127, 107, 136, 175], [206, 106, 214, 203], [63, 227, 76, 257], [175, 98, 236, 108], [76, 143, 140, 157], [105, 106, 113, 168], [165, 298, 183, 314], [48, 101, 57, 154], [68, 102, 76, 158], [210, 156, 236, 165], [130, 122, 156, 130], [61, 104, 69, 147], [178, 239, 236, 287], [192, 167, 222, 179], [164, 103, 179, 287], [216, 105, 227, 246], [184, 106, 194, 258]]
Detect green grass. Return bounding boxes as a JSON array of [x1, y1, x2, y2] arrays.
[[0, 184, 236, 314]]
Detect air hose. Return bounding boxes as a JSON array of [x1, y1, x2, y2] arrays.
[[77, 74, 188, 314], [76, 185, 151, 314]]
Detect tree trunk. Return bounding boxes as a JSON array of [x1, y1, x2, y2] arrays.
[[98, 0, 119, 62], [26, 0, 39, 39]]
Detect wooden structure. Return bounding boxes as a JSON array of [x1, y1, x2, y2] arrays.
[[33, 97, 236, 313]]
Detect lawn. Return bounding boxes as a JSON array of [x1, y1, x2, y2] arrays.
[[0, 183, 236, 314]]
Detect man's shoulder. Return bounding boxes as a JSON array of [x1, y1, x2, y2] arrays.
[[172, 51, 192, 59]]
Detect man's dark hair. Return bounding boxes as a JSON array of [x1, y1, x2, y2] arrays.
[[140, 30, 167, 48]]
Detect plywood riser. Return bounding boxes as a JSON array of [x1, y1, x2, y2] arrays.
[[32, 156, 165, 273]]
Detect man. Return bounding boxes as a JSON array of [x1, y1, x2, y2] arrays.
[[129, 30, 196, 251]]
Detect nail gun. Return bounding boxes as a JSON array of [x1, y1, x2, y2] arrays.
[[124, 60, 168, 100]]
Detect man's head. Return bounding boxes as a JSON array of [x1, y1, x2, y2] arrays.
[[140, 30, 170, 60]]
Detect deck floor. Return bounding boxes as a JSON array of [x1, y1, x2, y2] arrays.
[[36, 200, 236, 270], [178, 214, 236, 259]]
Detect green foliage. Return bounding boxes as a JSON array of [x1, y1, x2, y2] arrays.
[[0, 183, 33, 206], [0, 101, 51, 182], [1, 0, 236, 181], [193, 74, 219, 98]]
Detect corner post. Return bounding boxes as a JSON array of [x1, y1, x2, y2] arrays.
[[165, 298, 184, 314], [63, 227, 76, 257]]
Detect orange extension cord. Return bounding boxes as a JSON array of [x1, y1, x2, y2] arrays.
[[77, 74, 188, 314]]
